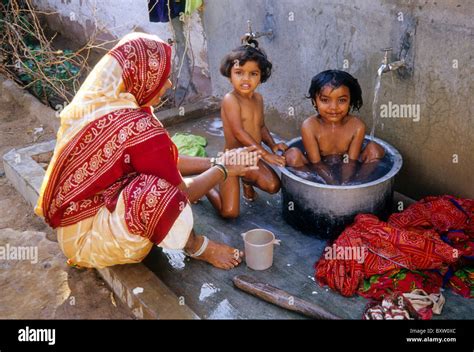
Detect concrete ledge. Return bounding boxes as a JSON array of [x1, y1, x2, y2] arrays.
[[2, 140, 199, 320], [3, 140, 56, 208], [157, 96, 220, 127], [98, 265, 198, 319], [0, 74, 220, 132]]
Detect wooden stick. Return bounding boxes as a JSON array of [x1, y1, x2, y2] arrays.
[[233, 275, 341, 320]]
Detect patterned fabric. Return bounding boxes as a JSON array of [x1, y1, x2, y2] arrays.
[[123, 174, 187, 243], [363, 289, 445, 320], [363, 294, 415, 320], [315, 214, 458, 297], [389, 195, 474, 258], [402, 289, 445, 320], [36, 33, 172, 218], [57, 194, 193, 269], [448, 267, 474, 298], [109, 36, 171, 106], [389, 195, 473, 297], [359, 269, 443, 301], [42, 107, 187, 243], [38, 33, 188, 246]]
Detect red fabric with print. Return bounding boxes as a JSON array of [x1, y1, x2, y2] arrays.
[[358, 269, 443, 301], [389, 196, 474, 257], [41, 35, 189, 244], [109, 37, 172, 106], [41, 109, 187, 244], [315, 214, 458, 297]]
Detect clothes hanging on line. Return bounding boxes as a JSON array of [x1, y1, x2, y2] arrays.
[[185, 0, 202, 15], [148, 0, 186, 23]]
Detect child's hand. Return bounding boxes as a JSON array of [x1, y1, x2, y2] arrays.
[[263, 152, 286, 167], [271, 143, 289, 155]]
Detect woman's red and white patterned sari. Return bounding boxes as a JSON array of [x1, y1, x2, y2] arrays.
[[36, 34, 190, 267]]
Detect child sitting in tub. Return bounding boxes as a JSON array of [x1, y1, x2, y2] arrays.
[[206, 42, 288, 218], [285, 70, 385, 185]]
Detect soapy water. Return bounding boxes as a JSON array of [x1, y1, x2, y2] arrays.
[[287, 153, 393, 186], [204, 118, 224, 137], [162, 249, 187, 269], [207, 299, 240, 319], [199, 283, 221, 301]]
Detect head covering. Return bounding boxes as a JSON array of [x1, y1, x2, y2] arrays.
[[36, 33, 172, 217]]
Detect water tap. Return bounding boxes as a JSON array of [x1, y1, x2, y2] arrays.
[[378, 47, 406, 75], [241, 20, 274, 46]]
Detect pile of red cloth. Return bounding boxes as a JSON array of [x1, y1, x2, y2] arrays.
[[358, 269, 443, 301], [315, 196, 473, 298]]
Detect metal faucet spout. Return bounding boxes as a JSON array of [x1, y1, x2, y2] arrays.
[[378, 47, 406, 75], [241, 20, 273, 46], [387, 60, 406, 72]]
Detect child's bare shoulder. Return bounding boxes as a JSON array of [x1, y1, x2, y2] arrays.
[[346, 115, 366, 130], [253, 92, 264, 102], [302, 115, 321, 130], [222, 92, 240, 108]]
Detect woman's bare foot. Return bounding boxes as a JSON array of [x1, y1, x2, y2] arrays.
[[185, 232, 244, 270], [242, 182, 257, 202]]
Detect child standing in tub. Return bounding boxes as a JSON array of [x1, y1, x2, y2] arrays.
[[206, 43, 288, 218], [285, 70, 385, 184]]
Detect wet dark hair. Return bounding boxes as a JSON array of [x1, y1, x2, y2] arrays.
[[307, 70, 363, 111], [220, 44, 272, 83]]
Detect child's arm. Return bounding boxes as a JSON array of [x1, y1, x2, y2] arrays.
[[341, 120, 365, 184], [258, 95, 288, 154], [261, 125, 276, 150], [257, 96, 287, 166], [261, 126, 288, 154], [301, 118, 322, 164], [347, 120, 366, 161]]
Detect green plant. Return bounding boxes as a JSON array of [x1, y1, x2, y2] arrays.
[[18, 45, 80, 103], [0, 0, 112, 108]]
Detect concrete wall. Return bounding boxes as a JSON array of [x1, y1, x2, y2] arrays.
[[31, 0, 211, 100], [202, 0, 473, 199], [28, 0, 473, 199]]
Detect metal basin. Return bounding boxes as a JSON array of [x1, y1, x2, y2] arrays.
[[280, 136, 403, 240]]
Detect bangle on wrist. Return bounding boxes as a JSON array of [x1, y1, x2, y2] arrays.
[[214, 164, 228, 181], [210, 157, 223, 167]]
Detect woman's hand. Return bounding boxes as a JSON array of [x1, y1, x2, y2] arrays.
[[180, 147, 260, 203], [271, 143, 289, 155], [218, 146, 261, 177]]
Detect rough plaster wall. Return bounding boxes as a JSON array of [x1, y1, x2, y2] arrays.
[[31, 0, 211, 97], [203, 0, 473, 199]]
